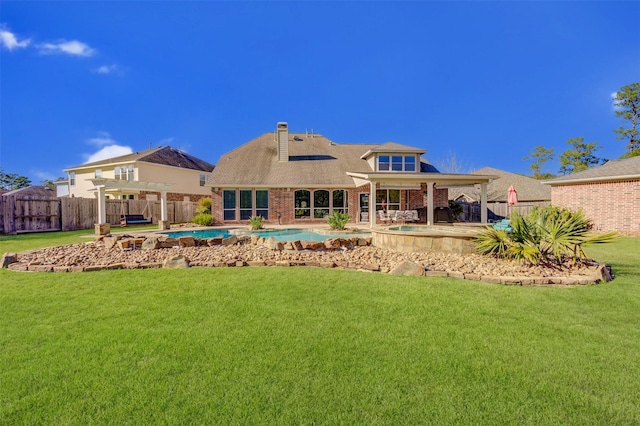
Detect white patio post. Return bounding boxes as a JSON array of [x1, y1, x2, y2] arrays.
[[159, 190, 170, 230], [426, 181, 434, 225], [369, 181, 376, 228], [480, 183, 488, 224], [95, 185, 110, 235]]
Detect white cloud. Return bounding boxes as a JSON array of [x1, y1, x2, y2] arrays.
[[84, 145, 133, 164], [611, 91, 622, 111], [93, 64, 124, 75], [83, 132, 132, 163], [87, 131, 117, 146], [0, 26, 30, 50], [38, 39, 95, 57]]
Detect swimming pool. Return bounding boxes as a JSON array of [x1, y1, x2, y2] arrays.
[[165, 228, 371, 242]]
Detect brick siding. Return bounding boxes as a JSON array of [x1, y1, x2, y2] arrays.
[[211, 185, 450, 226], [551, 179, 640, 235]]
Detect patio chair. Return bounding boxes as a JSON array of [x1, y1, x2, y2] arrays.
[[405, 210, 419, 223], [389, 210, 405, 223], [378, 210, 390, 224]]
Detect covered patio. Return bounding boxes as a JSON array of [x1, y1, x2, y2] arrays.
[[346, 172, 495, 228], [90, 178, 174, 235]]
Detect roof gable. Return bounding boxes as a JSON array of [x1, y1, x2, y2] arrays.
[[452, 167, 551, 202], [545, 156, 640, 184], [65, 146, 215, 172]]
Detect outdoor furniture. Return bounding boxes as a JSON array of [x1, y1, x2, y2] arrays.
[[378, 210, 390, 224], [389, 210, 405, 223], [405, 210, 419, 223], [434, 207, 454, 223], [492, 219, 512, 232], [120, 214, 152, 226]]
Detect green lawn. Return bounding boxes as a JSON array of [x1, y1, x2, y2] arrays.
[[1, 232, 639, 424]]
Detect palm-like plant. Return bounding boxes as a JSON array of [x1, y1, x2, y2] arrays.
[[476, 206, 617, 265]]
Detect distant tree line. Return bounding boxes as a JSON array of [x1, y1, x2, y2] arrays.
[[524, 82, 640, 179]]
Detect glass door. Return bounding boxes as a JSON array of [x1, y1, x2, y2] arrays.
[[359, 193, 369, 222]]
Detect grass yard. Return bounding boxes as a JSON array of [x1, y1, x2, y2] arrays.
[[1, 232, 639, 424]]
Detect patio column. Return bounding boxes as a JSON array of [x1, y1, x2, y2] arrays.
[[95, 185, 110, 235], [426, 181, 434, 225], [159, 191, 170, 230], [369, 181, 376, 228], [480, 183, 488, 224]]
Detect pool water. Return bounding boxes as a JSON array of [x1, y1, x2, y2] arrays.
[[166, 228, 370, 242]]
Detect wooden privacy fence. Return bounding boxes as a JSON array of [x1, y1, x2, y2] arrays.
[[455, 201, 551, 222], [1, 196, 198, 234]]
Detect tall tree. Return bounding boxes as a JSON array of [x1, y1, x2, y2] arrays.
[[0, 168, 32, 190], [613, 82, 640, 154], [523, 145, 555, 179], [558, 137, 602, 175]]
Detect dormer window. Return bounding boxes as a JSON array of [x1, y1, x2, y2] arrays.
[[379, 155, 390, 171], [377, 154, 416, 172]]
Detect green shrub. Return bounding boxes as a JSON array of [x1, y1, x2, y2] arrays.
[[196, 197, 212, 215], [191, 213, 214, 226], [475, 205, 617, 265], [248, 216, 264, 230], [327, 212, 350, 230], [448, 200, 463, 221]]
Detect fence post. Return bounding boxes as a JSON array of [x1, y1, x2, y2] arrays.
[[3, 196, 17, 234]]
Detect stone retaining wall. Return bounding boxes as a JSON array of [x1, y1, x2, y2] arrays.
[[2, 233, 613, 286]]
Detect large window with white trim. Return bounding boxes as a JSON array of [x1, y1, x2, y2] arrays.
[[256, 190, 269, 219], [115, 165, 135, 181], [376, 189, 400, 211], [314, 190, 329, 218], [332, 190, 347, 214], [295, 189, 349, 219], [223, 189, 269, 221], [223, 190, 236, 221], [239, 190, 253, 220], [295, 190, 311, 219]]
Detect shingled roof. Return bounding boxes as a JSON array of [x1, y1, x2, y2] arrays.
[[66, 146, 215, 172], [210, 132, 436, 188], [544, 156, 640, 185], [450, 167, 550, 202]]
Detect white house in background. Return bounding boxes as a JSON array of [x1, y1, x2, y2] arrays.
[[63, 146, 215, 202]]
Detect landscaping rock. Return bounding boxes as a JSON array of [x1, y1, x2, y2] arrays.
[[2, 252, 17, 268], [389, 260, 425, 276], [141, 236, 161, 250], [163, 255, 190, 269], [178, 236, 196, 248], [222, 236, 238, 246]]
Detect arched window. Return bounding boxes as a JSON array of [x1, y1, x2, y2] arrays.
[[314, 190, 329, 218], [295, 190, 311, 219]]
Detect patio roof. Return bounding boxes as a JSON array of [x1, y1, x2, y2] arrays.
[[346, 171, 496, 188], [89, 178, 174, 192]]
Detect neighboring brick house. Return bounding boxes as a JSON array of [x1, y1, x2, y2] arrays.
[[208, 122, 495, 227], [543, 156, 640, 235], [63, 146, 215, 202]]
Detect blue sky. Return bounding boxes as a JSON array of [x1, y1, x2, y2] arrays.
[[1, 1, 639, 184]]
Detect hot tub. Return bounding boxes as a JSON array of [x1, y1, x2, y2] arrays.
[[371, 224, 482, 255]]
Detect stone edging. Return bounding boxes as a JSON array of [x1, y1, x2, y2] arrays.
[[2, 234, 614, 286]]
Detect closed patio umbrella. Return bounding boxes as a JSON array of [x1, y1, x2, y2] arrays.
[[507, 185, 518, 217]]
